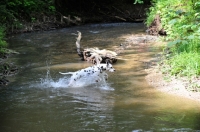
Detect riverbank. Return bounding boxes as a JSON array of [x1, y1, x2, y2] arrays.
[[120, 34, 200, 103], [145, 65, 200, 103], [144, 43, 200, 103], [0, 49, 19, 86]]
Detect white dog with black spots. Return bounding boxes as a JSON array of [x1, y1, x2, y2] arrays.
[[59, 62, 115, 87]]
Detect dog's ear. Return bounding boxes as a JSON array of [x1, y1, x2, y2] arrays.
[[105, 59, 111, 66]]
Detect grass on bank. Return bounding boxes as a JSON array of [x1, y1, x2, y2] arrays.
[[162, 52, 200, 77], [146, 0, 200, 79]]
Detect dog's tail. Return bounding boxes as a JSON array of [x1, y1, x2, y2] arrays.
[[59, 72, 74, 75]]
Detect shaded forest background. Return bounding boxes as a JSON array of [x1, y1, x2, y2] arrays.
[[0, 0, 151, 34]]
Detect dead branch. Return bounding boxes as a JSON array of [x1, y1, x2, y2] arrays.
[[115, 16, 126, 21], [63, 15, 81, 25], [74, 31, 83, 59], [73, 31, 118, 64]]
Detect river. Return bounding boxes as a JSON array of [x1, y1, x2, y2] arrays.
[[1, 23, 200, 131]]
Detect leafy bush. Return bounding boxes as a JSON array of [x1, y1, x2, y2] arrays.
[[0, 0, 55, 25], [0, 0, 56, 54], [0, 26, 7, 53], [146, 0, 200, 77], [0, 26, 7, 47]]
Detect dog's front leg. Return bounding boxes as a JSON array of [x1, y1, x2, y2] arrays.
[[83, 50, 86, 61], [67, 80, 73, 87], [95, 76, 102, 82], [103, 72, 108, 81]]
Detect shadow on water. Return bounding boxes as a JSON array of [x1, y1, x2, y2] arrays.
[[1, 23, 200, 131]]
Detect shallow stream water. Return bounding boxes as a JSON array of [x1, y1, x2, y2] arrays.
[[1, 23, 200, 132]]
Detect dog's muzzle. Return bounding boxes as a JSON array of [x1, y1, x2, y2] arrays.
[[109, 69, 115, 72]]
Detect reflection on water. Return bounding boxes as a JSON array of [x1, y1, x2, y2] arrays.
[[1, 23, 200, 131]]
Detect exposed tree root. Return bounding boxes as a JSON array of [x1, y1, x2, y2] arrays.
[[146, 14, 166, 36]]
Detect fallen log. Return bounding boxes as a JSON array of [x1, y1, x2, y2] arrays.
[[74, 31, 117, 64]]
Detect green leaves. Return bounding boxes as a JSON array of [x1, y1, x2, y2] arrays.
[[49, 6, 56, 12], [167, 39, 181, 47], [0, 0, 56, 24], [187, 35, 195, 39], [168, 19, 177, 25], [133, 0, 144, 4], [194, 1, 200, 9], [0, 0, 57, 52], [147, 0, 200, 78], [0, 26, 7, 52]]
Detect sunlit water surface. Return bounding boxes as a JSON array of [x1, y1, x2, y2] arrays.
[[1, 23, 200, 132]]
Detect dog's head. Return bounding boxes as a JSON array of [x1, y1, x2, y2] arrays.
[[99, 62, 115, 72]]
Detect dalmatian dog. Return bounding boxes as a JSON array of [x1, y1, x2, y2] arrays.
[[59, 62, 115, 87]]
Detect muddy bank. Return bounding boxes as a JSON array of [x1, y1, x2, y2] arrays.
[[145, 66, 200, 103], [117, 34, 200, 103]]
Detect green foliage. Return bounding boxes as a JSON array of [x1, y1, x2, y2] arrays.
[[162, 52, 200, 77], [146, 0, 200, 77], [0, 0, 56, 54], [0, 26, 7, 53], [0, 0, 56, 25], [146, 0, 199, 41], [133, 0, 144, 4]]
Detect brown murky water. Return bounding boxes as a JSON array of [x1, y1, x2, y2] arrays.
[[1, 23, 200, 131]]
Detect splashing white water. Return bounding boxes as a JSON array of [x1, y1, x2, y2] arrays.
[[36, 68, 114, 90], [39, 74, 113, 90], [32, 59, 114, 90], [39, 76, 69, 88]]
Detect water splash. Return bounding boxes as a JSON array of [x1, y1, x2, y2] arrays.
[[39, 76, 69, 88], [38, 59, 69, 88], [39, 72, 114, 90], [29, 56, 114, 90], [36, 60, 114, 90]]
